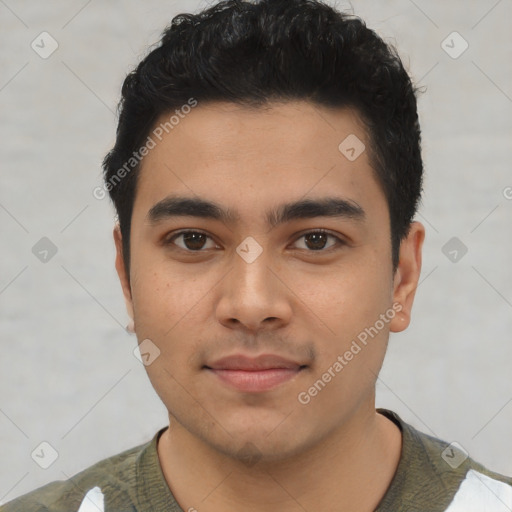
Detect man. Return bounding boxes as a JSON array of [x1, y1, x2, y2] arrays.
[[3, 0, 511, 511]]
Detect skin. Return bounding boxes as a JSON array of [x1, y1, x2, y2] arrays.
[[114, 100, 425, 512]]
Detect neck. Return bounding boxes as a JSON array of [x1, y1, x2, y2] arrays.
[[157, 403, 402, 512]]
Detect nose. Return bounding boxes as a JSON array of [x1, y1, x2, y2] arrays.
[[215, 242, 293, 332]]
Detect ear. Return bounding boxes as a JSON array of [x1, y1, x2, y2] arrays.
[[113, 224, 134, 323], [389, 221, 425, 332]]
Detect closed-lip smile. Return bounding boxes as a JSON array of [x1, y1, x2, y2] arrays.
[[204, 354, 307, 392]]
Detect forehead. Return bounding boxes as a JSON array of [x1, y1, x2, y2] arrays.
[[144, 100, 368, 163], [132, 100, 387, 228]]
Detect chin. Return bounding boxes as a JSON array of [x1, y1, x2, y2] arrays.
[[214, 434, 306, 466], [205, 416, 316, 465]]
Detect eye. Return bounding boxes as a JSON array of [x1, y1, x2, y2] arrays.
[[292, 229, 345, 252], [164, 229, 345, 253], [165, 230, 219, 251]]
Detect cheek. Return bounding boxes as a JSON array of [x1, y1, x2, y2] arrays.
[[308, 256, 390, 327], [131, 261, 205, 333], [132, 272, 173, 329], [300, 280, 393, 414], [300, 254, 393, 374], [129, 261, 214, 375], [130, 268, 205, 400]]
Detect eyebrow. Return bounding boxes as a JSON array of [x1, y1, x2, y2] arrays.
[[146, 195, 366, 229]]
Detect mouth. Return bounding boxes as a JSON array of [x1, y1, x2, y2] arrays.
[[204, 354, 308, 393]]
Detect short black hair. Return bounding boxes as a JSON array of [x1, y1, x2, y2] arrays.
[[102, 0, 423, 277]]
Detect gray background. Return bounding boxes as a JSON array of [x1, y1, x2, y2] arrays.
[[1, 0, 511, 503]]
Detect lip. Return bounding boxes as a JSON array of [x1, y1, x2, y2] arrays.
[[204, 354, 307, 393], [206, 354, 304, 371]]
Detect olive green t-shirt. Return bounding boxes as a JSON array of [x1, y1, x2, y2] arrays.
[[2, 409, 511, 511]]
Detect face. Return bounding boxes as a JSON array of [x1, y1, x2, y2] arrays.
[[114, 100, 424, 463]]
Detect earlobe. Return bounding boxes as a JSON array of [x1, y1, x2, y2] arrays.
[[113, 224, 135, 329], [389, 221, 425, 333], [126, 319, 136, 334]]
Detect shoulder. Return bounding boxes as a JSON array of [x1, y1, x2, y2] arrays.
[[379, 408, 512, 511], [414, 425, 512, 508], [0, 437, 153, 512], [407, 415, 512, 484]]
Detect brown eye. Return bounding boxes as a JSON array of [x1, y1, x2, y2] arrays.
[[293, 230, 343, 251], [166, 231, 218, 251]]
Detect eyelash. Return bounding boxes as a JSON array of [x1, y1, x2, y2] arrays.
[[164, 229, 346, 253]]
